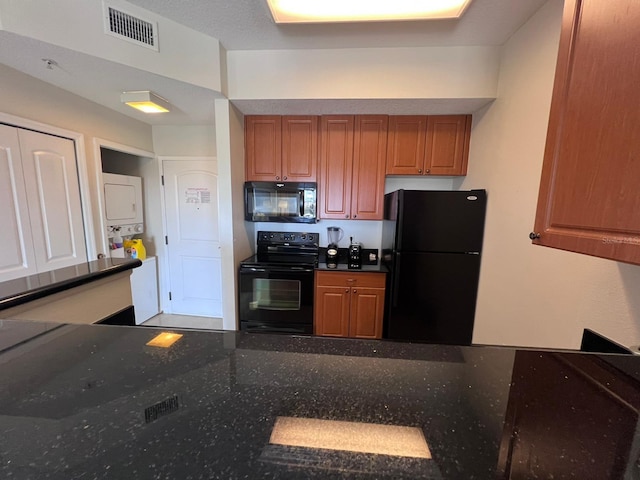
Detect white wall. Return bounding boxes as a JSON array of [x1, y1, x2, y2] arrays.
[[152, 125, 216, 157], [0, 63, 153, 257], [228, 46, 500, 101], [215, 100, 253, 330], [462, 0, 640, 349], [0, 0, 222, 91]]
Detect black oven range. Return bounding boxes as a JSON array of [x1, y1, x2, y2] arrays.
[[238, 231, 319, 334]]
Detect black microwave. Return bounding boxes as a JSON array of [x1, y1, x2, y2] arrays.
[[244, 182, 317, 223]]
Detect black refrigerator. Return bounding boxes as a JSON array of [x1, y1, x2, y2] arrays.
[[381, 189, 487, 345]]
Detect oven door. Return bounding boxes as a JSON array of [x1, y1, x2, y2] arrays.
[[239, 265, 314, 334]]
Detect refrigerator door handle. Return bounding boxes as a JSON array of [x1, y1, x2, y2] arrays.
[[392, 252, 401, 308]]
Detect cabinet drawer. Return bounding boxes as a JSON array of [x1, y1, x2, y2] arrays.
[[315, 271, 385, 288]]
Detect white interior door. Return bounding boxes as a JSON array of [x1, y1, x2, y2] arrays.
[[163, 160, 222, 317], [0, 125, 37, 281], [18, 129, 87, 272]]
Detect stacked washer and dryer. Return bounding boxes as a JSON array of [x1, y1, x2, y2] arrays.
[[102, 172, 158, 324]]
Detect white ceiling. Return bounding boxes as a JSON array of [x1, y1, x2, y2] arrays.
[[126, 0, 548, 51], [0, 0, 549, 125]]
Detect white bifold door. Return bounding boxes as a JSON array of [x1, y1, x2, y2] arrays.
[[0, 124, 87, 282]]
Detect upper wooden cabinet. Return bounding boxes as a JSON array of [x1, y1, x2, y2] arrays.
[[319, 115, 388, 220], [386, 115, 471, 176], [531, 0, 640, 265], [245, 115, 318, 182]]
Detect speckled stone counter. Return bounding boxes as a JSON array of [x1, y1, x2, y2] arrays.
[[0, 258, 141, 311], [0, 320, 638, 479]]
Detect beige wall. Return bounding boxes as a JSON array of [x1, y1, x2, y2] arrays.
[[0, 63, 153, 256], [152, 125, 216, 157], [214, 99, 253, 330], [228, 46, 500, 101], [462, 0, 640, 349]]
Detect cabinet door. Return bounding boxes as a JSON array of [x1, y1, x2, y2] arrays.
[[18, 129, 87, 273], [425, 115, 471, 176], [532, 0, 640, 265], [351, 115, 388, 220], [349, 287, 385, 339], [245, 116, 282, 181], [319, 116, 354, 219], [385, 115, 427, 175], [314, 285, 351, 337], [282, 116, 318, 182], [0, 125, 37, 281]]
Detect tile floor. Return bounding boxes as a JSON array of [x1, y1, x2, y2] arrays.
[[142, 313, 224, 331]]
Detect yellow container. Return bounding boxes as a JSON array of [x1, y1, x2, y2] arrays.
[[130, 239, 146, 260]]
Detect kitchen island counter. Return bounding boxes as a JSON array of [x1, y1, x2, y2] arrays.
[[0, 258, 141, 311], [0, 258, 141, 324], [0, 320, 638, 479]]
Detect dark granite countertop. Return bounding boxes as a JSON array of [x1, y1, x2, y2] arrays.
[[316, 249, 387, 273], [0, 258, 141, 311], [0, 320, 639, 479], [315, 262, 387, 273]]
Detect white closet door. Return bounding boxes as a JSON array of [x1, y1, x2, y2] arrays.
[[18, 129, 88, 273], [0, 125, 37, 281]]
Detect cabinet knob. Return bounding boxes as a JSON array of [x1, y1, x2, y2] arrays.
[[345, 289, 349, 293], [353, 289, 357, 293], [283, 176, 287, 180], [275, 176, 280, 180], [529, 232, 541, 240], [345, 215, 349, 219], [418, 169, 422, 174], [425, 169, 430, 174], [353, 214, 357, 218]]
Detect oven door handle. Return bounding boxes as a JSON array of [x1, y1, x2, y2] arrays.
[[240, 266, 315, 274]]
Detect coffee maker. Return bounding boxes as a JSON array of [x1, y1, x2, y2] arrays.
[[348, 237, 362, 269], [326, 226, 343, 268]]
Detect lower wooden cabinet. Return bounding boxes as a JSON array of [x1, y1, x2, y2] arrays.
[[314, 271, 385, 339]]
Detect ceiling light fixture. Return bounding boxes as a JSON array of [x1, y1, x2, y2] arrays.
[[121, 90, 171, 113], [266, 0, 474, 23]]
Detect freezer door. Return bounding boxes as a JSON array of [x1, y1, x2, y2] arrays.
[[396, 190, 487, 253], [386, 251, 481, 345]]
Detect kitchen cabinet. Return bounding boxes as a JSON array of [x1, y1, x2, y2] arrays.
[[497, 351, 640, 479], [245, 115, 318, 182], [314, 270, 385, 339], [319, 115, 388, 220], [531, 0, 640, 265], [386, 115, 471, 176], [0, 124, 87, 282]]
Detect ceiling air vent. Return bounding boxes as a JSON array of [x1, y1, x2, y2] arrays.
[[104, 4, 159, 51]]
